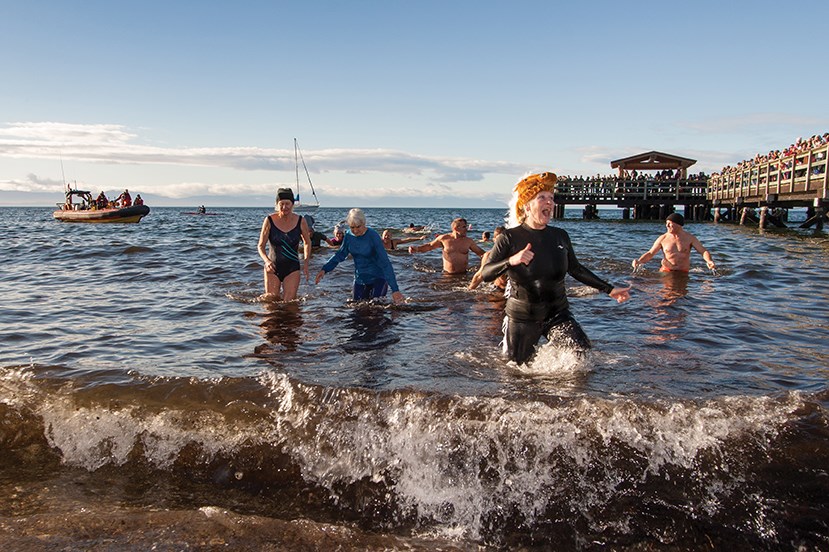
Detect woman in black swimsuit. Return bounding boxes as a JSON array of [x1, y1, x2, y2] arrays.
[[257, 188, 312, 300], [481, 172, 631, 365]]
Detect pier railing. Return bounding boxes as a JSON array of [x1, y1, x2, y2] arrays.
[[707, 143, 829, 205], [554, 178, 709, 205]]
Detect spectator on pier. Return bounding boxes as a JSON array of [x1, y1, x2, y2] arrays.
[[632, 213, 716, 273]]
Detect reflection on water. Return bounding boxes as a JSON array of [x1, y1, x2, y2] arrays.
[[259, 300, 303, 353], [644, 271, 689, 344], [340, 303, 400, 353]]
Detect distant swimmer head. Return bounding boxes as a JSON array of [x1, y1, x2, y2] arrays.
[[276, 188, 295, 204], [510, 172, 557, 226], [666, 212, 685, 226]]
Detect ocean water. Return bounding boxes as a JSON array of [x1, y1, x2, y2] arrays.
[[0, 205, 827, 550]]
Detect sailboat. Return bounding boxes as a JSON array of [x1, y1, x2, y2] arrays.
[[292, 138, 320, 213]]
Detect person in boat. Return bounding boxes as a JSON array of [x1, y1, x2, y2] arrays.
[[197, 205, 206, 214], [304, 215, 336, 247], [257, 187, 312, 301], [315, 208, 404, 304], [480, 172, 631, 365], [381, 229, 425, 251], [133, 194, 144, 206], [408, 217, 486, 274], [116, 189, 132, 208], [631, 212, 716, 272], [96, 191, 108, 210], [469, 226, 507, 290]]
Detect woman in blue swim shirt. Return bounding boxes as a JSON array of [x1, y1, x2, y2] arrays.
[[315, 208, 405, 304]]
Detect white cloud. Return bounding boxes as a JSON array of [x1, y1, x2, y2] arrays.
[[0, 122, 522, 184]]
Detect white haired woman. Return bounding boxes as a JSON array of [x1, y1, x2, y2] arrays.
[[257, 187, 312, 301], [315, 208, 404, 304], [480, 172, 630, 365]]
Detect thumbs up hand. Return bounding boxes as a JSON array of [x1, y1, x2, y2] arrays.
[[509, 243, 534, 266]]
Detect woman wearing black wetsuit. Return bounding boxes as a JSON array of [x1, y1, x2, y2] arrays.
[[481, 172, 630, 365]]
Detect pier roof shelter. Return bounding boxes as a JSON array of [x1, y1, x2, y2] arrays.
[[610, 151, 697, 178]]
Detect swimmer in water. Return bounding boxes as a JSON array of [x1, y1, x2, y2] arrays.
[[480, 172, 631, 365], [381, 229, 425, 251], [408, 218, 486, 274], [632, 213, 716, 272]]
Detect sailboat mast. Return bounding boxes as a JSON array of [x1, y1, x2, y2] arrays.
[[294, 138, 300, 202]]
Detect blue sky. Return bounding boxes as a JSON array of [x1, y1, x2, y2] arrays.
[[2, 0, 828, 207]]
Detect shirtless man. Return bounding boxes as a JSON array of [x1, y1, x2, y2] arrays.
[[632, 213, 716, 272], [409, 217, 485, 274]]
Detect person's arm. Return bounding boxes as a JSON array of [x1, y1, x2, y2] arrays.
[[564, 231, 614, 294], [632, 235, 665, 269], [371, 232, 404, 303], [257, 217, 275, 275], [315, 235, 350, 283], [690, 236, 716, 269], [398, 236, 425, 245], [299, 217, 312, 281], [468, 250, 492, 290], [470, 242, 486, 258], [480, 234, 514, 282], [409, 235, 443, 254]]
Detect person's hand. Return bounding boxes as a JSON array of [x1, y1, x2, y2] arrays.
[[315, 270, 325, 285], [706, 260, 716, 270], [265, 260, 276, 274], [391, 291, 405, 304], [609, 285, 631, 303], [631, 259, 640, 269], [509, 243, 533, 266]]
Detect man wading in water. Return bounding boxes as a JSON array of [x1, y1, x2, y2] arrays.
[[632, 213, 717, 272]]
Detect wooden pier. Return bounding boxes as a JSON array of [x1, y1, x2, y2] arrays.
[[551, 144, 829, 228], [707, 143, 829, 228], [553, 151, 711, 221]]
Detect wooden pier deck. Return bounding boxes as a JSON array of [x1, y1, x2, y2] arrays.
[[707, 143, 829, 208], [553, 178, 710, 220]]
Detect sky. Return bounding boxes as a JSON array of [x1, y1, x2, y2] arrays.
[[2, 0, 828, 208]]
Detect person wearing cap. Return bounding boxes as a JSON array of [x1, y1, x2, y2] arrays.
[[315, 208, 404, 304], [257, 187, 312, 300], [480, 172, 631, 365], [632, 212, 716, 272]]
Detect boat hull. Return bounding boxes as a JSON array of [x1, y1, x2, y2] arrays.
[[293, 204, 319, 213], [53, 205, 150, 223]]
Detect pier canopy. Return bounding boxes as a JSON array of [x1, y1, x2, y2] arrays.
[[611, 151, 697, 178]]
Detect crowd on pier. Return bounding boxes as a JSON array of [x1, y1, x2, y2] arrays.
[[713, 132, 829, 182]]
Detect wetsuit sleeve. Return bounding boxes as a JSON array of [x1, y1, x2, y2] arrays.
[[371, 232, 400, 292], [564, 231, 614, 294], [322, 235, 351, 273], [480, 233, 512, 282]]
